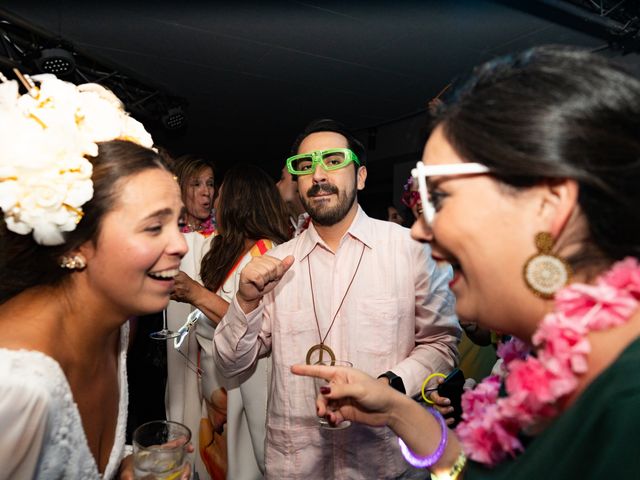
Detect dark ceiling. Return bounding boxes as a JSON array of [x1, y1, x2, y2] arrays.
[[2, 1, 639, 210]]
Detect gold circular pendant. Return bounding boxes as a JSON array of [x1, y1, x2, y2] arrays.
[[305, 344, 336, 365]]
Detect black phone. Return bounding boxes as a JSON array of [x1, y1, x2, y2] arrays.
[[437, 368, 465, 427]]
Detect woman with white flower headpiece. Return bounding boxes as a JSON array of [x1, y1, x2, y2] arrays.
[[0, 73, 189, 479]]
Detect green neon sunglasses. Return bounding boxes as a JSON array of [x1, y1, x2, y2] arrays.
[[286, 148, 360, 175]]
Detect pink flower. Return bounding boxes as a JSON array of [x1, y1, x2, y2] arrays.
[[555, 283, 609, 316], [456, 258, 640, 468], [491, 416, 524, 458], [547, 370, 579, 399], [555, 283, 636, 329], [602, 257, 640, 297], [457, 404, 523, 465], [533, 312, 585, 348], [499, 390, 536, 425], [180, 215, 215, 237], [534, 313, 590, 375], [461, 376, 500, 416], [505, 358, 556, 409], [497, 338, 530, 365]]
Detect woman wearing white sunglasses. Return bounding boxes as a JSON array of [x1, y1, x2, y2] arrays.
[[293, 45, 640, 479]]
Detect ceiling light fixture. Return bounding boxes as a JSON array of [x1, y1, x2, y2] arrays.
[[162, 106, 186, 130], [35, 48, 76, 76]]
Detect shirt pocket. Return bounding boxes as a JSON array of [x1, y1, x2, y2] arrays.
[[355, 298, 407, 374], [272, 309, 319, 414], [355, 298, 402, 355], [273, 308, 319, 366], [266, 424, 326, 477]]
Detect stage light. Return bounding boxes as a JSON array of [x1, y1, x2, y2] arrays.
[[35, 48, 76, 76], [162, 106, 186, 130]]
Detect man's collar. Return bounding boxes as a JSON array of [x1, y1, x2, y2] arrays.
[[296, 205, 373, 261]]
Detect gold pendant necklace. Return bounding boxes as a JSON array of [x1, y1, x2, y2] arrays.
[[305, 242, 366, 365], [305, 343, 336, 365]]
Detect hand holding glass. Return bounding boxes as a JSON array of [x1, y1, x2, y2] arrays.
[[133, 420, 191, 480], [314, 360, 353, 429]]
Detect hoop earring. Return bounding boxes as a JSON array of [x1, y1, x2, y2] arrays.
[[59, 255, 87, 270], [522, 232, 571, 299]]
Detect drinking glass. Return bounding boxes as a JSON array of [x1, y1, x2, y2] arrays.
[[133, 420, 191, 480], [149, 309, 180, 340], [313, 359, 353, 430]]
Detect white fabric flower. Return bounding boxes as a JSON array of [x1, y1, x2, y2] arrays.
[[77, 89, 126, 143], [122, 115, 154, 148], [0, 74, 155, 245]]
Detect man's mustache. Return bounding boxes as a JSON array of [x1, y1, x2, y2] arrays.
[[307, 183, 338, 197]]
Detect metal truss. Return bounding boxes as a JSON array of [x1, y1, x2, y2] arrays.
[[0, 9, 187, 130]]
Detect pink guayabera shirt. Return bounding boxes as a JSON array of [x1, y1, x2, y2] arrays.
[[214, 207, 460, 479]]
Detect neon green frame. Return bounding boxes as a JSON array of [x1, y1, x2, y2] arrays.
[[286, 148, 360, 175]]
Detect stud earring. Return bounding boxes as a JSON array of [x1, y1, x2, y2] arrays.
[[523, 232, 572, 299], [59, 255, 87, 270]]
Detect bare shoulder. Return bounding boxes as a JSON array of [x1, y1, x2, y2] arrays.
[[0, 294, 58, 354]]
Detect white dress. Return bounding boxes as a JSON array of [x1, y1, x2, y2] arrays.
[[167, 235, 271, 480], [165, 231, 214, 479], [211, 244, 271, 480], [0, 324, 129, 480], [193, 240, 273, 480]]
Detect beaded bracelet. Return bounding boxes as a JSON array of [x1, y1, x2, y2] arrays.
[[397, 407, 447, 468], [430, 450, 467, 480]]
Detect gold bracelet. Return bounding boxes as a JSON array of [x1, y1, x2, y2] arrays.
[[430, 451, 467, 480]]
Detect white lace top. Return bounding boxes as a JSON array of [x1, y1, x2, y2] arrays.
[[0, 324, 129, 480]]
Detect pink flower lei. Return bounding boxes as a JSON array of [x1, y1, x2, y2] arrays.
[[456, 257, 640, 466], [180, 215, 215, 237]]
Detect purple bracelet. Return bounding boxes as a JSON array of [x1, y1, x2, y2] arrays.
[[397, 407, 447, 468]]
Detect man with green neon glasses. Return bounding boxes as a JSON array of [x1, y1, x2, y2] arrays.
[[284, 121, 366, 228], [214, 118, 459, 479], [286, 147, 361, 175]]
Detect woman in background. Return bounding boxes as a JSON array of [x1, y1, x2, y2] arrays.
[[400, 176, 423, 224], [177, 154, 216, 236], [172, 164, 289, 479], [165, 154, 216, 479]]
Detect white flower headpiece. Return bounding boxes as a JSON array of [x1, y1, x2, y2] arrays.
[[0, 72, 155, 246]]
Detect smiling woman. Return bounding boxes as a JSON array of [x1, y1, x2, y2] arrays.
[[0, 75, 188, 479], [292, 45, 640, 480], [84, 164, 187, 316]]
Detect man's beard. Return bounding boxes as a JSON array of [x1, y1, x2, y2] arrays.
[[301, 181, 357, 226]]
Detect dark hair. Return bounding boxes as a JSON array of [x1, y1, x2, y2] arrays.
[[289, 118, 367, 167], [0, 140, 170, 303], [172, 154, 216, 204], [200, 164, 290, 292], [435, 45, 640, 268]]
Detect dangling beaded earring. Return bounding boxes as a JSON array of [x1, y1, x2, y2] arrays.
[[522, 232, 572, 299], [59, 255, 87, 270]]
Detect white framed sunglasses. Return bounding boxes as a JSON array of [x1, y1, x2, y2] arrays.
[[411, 162, 490, 224]]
